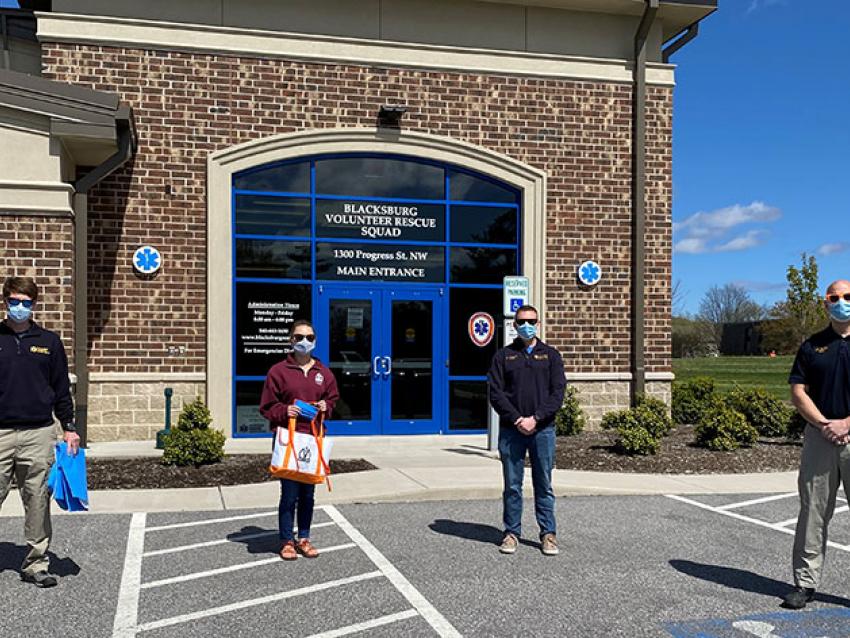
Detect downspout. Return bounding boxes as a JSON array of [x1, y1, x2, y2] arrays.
[[72, 106, 135, 448], [631, 0, 658, 404]]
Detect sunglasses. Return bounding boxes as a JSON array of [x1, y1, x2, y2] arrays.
[[7, 299, 33, 309], [292, 333, 316, 342], [515, 318, 538, 326], [826, 293, 850, 304]]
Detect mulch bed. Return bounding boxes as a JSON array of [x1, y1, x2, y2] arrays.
[[555, 425, 803, 474], [86, 456, 376, 490]]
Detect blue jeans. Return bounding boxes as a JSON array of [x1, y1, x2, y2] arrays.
[[499, 425, 556, 538], [278, 479, 316, 542]]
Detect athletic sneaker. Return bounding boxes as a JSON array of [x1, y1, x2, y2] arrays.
[[781, 586, 814, 609], [499, 533, 518, 554], [541, 533, 559, 556], [21, 571, 57, 588]]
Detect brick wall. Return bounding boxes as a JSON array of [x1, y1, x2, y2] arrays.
[[42, 44, 672, 379], [0, 215, 74, 364]]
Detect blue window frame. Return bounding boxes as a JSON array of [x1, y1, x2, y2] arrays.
[[231, 153, 522, 438]]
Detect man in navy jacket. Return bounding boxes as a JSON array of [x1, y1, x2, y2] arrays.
[[488, 304, 566, 557], [0, 277, 79, 588]]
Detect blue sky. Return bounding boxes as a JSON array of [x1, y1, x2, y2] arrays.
[[671, 0, 850, 314]]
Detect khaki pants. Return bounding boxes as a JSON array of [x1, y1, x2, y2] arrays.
[[0, 425, 57, 575], [792, 423, 850, 588]]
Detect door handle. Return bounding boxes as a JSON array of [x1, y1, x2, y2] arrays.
[[372, 356, 382, 376], [382, 356, 392, 377]]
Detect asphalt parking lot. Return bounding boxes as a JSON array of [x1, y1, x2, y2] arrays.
[[3, 494, 850, 638]]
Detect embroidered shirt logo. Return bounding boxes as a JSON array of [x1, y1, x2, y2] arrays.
[[30, 346, 50, 355], [815, 346, 830, 354], [533, 353, 549, 360], [315, 372, 324, 385]]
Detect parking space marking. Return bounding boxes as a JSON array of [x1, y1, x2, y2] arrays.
[[140, 542, 358, 589], [667, 495, 850, 553], [142, 521, 336, 557], [134, 571, 384, 633], [113, 512, 147, 638], [716, 493, 796, 511], [145, 510, 275, 532], [325, 505, 462, 638], [303, 609, 421, 638]]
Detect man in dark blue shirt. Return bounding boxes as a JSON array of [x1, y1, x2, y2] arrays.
[[0, 277, 79, 588], [488, 304, 566, 557], [783, 279, 850, 609]]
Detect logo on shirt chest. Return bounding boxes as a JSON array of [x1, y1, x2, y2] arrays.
[[30, 346, 50, 355], [814, 346, 830, 354], [315, 372, 324, 385], [533, 353, 549, 361]]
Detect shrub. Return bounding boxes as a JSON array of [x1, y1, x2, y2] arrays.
[[672, 376, 717, 425], [694, 401, 758, 451], [786, 411, 807, 440], [635, 395, 673, 438], [555, 386, 586, 437], [617, 423, 660, 456], [162, 396, 225, 466], [162, 428, 226, 467], [725, 386, 793, 437], [601, 405, 665, 456], [177, 396, 213, 431]]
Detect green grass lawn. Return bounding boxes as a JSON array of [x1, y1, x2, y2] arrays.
[[672, 355, 794, 401]]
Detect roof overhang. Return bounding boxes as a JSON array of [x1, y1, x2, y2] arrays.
[[479, 0, 717, 41], [0, 67, 134, 166]]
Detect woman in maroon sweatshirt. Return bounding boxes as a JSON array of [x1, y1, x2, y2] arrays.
[[259, 319, 339, 561]]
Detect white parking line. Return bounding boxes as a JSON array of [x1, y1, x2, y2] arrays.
[[667, 495, 850, 553], [303, 609, 420, 638], [142, 521, 336, 557], [136, 571, 384, 633], [145, 511, 276, 532], [325, 505, 462, 638], [716, 492, 797, 511], [773, 504, 850, 529], [140, 542, 357, 589], [112, 512, 147, 638]]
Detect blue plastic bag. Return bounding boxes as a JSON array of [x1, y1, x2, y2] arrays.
[[294, 400, 319, 421], [47, 442, 89, 512]]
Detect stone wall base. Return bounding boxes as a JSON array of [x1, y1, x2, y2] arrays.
[[569, 379, 672, 429], [86, 380, 206, 442]]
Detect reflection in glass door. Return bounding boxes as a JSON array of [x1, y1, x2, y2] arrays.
[[319, 285, 443, 435]]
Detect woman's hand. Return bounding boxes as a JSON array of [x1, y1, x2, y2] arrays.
[[286, 404, 301, 418], [317, 400, 328, 412]]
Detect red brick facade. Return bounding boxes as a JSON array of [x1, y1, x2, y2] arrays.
[[41, 43, 672, 377]]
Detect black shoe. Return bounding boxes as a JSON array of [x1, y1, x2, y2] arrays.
[[781, 586, 814, 609], [21, 571, 58, 588]]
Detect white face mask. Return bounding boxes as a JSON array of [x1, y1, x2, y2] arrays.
[[292, 337, 316, 354]]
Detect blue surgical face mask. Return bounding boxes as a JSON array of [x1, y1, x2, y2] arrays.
[[828, 299, 850, 323], [293, 338, 316, 354], [7, 303, 32, 323], [516, 322, 537, 340]]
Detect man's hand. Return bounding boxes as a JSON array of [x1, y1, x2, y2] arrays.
[[821, 419, 850, 445], [517, 416, 537, 435], [63, 430, 81, 456]]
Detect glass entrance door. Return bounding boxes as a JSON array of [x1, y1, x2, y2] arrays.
[[318, 285, 443, 435]]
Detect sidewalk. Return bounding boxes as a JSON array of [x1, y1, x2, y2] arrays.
[[0, 434, 798, 516]]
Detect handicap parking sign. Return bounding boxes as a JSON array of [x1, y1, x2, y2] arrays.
[[510, 298, 523, 313]]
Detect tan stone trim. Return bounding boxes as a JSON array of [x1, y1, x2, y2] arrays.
[[208, 128, 547, 436], [0, 180, 74, 216], [36, 12, 675, 86], [90, 372, 207, 382], [567, 372, 675, 381]]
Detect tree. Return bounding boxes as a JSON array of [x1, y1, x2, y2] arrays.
[[672, 279, 688, 317], [697, 283, 764, 348], [761, 253, 827, 353]]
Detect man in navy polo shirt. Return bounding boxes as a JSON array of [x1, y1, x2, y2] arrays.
[[783, 279, 850, 609], [0, 277, 79, 588], [488, 304, 566, 557]]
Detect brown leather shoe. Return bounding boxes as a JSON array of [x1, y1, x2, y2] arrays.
[[279, 540, 298, 561], [296, 538, 319, 558]]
